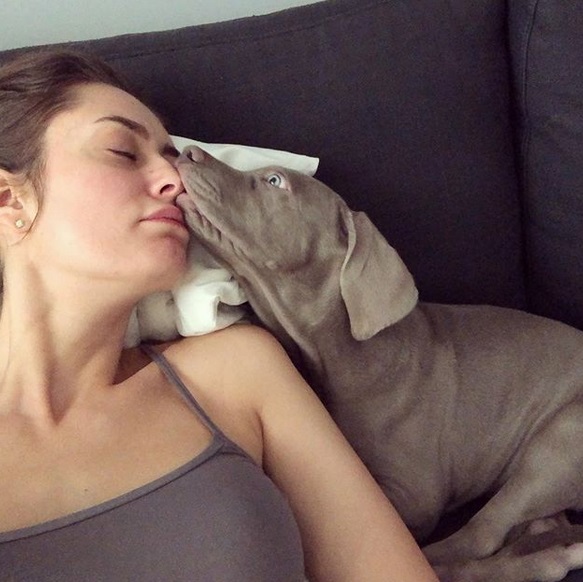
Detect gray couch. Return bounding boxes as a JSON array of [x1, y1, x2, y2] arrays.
[[2, 0, 582, 577]]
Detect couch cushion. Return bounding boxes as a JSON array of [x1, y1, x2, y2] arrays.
[[0, 0, 525, 307], [509, 0, 583, 329]]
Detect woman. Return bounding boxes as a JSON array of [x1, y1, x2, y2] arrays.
[[0, 50, 438, 581]]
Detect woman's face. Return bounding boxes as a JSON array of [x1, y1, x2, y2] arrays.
[[23, 82, 189, 295]]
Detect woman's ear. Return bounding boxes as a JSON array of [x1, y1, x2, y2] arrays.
[[0, 170, 33, 240]]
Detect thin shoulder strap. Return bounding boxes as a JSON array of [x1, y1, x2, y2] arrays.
[[139, 343, 224, 436]]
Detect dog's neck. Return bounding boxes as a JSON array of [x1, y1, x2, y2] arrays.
[[235, 259, 358, 396]]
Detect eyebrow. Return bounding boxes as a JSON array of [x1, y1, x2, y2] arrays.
[[94, 115, 180, 158]]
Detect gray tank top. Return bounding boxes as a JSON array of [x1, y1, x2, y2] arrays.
[[0, 343, 305, 581]]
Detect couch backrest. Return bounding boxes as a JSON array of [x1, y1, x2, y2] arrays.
[[0, 0, 529, 314], [509, 0, 583, 330]]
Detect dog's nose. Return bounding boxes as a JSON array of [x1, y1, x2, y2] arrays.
[[185, 145, 206, 163]]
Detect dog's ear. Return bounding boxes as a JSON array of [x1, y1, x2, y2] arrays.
[[340, 210, 418, 341]]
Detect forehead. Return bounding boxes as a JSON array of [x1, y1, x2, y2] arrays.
[[44, 82, 168, 145]]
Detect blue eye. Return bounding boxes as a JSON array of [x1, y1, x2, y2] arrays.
[[266, 173, 283, 188]]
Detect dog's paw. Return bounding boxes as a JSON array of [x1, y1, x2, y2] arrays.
[[504, 543, 583, 582], [507, 521, 583, 557], [433, 544, 583, 582]]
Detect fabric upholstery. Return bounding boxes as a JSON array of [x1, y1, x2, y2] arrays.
[[0, 0, 526, 309], [509, 0, 583, 328]]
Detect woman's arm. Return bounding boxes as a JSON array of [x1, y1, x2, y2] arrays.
[[228, 325, 438, 582]]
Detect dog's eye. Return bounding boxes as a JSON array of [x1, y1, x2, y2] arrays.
[[266, 173, 284, 188]]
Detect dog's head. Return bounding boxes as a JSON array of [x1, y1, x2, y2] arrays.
[[177, 146, 418, 340]]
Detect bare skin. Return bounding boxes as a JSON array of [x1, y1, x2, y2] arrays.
[[0, 83, 437, 582]]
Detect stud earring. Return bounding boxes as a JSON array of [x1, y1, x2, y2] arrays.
[[15, 218, 25, 229]]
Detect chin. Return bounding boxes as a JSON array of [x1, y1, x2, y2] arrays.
[[130, 239, 188, 292], [156, 242, 189, 275]]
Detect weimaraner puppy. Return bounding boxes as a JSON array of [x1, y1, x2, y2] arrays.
[[176, 145, 583, 581]]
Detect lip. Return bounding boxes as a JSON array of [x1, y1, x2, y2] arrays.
[[142, 206, 187, 228]]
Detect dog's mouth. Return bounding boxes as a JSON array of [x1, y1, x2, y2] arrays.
[[176, 191, 243, 263], [176, 192, 217, 236], [176, 192, 196, 213]]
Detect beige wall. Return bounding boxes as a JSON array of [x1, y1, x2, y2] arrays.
[[0, 0, 321, 51]]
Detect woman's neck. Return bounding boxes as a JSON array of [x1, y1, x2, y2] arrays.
[[0, 272, 140, 424]]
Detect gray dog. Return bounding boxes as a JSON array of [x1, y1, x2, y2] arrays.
[[176, 145, 583, 581]]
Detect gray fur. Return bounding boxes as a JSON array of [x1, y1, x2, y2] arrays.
[[177, 146, 583, 581]]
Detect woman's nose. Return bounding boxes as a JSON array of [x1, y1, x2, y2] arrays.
[[152, 162, 184, 200]]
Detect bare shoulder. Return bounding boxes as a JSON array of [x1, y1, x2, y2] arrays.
[[164, 323, 295, 389], [151, 329, 438, 581], [155, 324, 295, 464], [165, 323, 286, 370]]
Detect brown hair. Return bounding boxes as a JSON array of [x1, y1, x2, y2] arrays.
[[0, 50, 136, 297], [0, 49, 134, 192]]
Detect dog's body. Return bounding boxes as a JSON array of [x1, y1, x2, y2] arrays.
[[177, 146, 583, 581]]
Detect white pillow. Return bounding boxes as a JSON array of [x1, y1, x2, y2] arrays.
[[124, 138, 320, 348], [171, 135, 319, 175]]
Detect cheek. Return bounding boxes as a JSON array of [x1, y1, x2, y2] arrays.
[[46, 158, 138, 218], [35, 169, 141, 258]]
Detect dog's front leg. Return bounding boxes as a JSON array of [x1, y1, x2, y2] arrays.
[[432, 536, 583, 582], [425, 401, 583, 566]]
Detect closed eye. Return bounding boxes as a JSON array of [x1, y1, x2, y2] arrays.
[[109, 149, 137, 161]]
